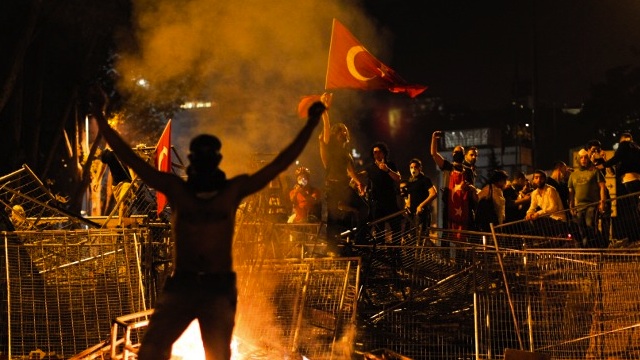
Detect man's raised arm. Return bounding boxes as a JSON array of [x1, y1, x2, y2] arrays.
[[431, 131, 445, 169], [242, 102, 325, 197], [90, 102, 170, 192]]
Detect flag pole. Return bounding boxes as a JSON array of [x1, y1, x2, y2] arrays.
[[324, 18, 337, 90]]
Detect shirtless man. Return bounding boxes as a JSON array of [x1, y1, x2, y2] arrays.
[[91, 96, 326, 360]]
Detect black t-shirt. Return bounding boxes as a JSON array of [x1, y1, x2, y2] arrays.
[[322, 141, 352, 185], [503, 185, 528, 222], [366, 161, 400, 215], [407, 173, 433, 214]]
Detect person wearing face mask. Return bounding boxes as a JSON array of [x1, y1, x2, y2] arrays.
[[288, 166, 322, 223], [406, 158, 437, 233], [91, 86, 326, 360], [430, 131, 479, 238]]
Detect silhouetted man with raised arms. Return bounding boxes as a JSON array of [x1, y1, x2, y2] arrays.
[[91, 94, 325, 360]]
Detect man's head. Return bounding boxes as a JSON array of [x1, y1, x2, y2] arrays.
[[452, 145, 465, 163], [371, 142, 389, 162], [552, 161, 572, 180], [409, 158, 422, 177], [295, 166, 311, 186], [586, 139, 602, 153], [532, 169, 547, 189], [399, 179, 409, 198], [464, 146, 478, 165], [330, 123, 350, 145], [188, 134, 223, 170], [489, 170, 509, 189], [511, 170, 527, 190], [578, 148, 590, 169]]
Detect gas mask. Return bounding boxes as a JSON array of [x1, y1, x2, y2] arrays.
[[453, 150, 464, 163], [410, 169, 419, 177]]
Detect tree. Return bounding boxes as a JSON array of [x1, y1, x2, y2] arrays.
[[0, 0, 185, 213]]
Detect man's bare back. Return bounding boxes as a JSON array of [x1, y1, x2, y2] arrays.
[[170, 176, 247, 273], [91, 92, 326, 359]]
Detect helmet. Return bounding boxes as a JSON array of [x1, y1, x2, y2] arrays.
[[295, 166, 311, 178]]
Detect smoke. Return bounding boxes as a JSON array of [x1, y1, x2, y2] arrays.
[[117, 0, 390, 178]]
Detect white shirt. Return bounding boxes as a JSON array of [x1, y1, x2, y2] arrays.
[[527, 184, 566, 221]]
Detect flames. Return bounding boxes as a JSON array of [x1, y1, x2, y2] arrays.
[[170, 320, 242, 360]]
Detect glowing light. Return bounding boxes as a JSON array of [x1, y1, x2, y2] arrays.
[[180, 101, 213, 109], [387, 108, 402, 139], [171, 320, 205, 360], [171, 320, 241, 360], [136, 78, 150, 88]]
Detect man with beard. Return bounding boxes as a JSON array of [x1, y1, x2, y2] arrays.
[[526, 170, 567, 241], [526, 170, 566, 222]]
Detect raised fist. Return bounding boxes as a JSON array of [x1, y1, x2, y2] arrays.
[[308, 101, 327, 119]]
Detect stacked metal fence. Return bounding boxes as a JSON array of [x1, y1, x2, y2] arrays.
[[3, 161, 640, 359], [0, 164, 98, 230], [0, 229, 147, 359]]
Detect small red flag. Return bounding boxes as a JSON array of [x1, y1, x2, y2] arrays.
[[297, 93, 333, 119], [155, 119, 171, 216], [325, 19, 427, 98]]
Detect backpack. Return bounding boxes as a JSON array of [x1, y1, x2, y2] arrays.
[[476, 185, 498, 232]]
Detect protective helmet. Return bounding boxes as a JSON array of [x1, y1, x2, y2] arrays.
[[295, 166, 311, 178]]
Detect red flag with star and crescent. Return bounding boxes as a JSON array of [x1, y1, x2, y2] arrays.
[[155, 119, 171, 216], [447, 169, 470, 235], [325, 18, 427, 98]]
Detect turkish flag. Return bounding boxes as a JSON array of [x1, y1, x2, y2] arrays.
[[325, 19, 427, 98], [155, 119, 171, 216], [447, 169, 470, 237]]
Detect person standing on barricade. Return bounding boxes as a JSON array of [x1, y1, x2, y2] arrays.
[[90, 88, 326, 360], [364, 142, 402, 243], [405, 158, 437, 236], [318, 95, 369, 254], [288, 166, 321, 224], [568, 149, 607, 248], [599, 132, 640, 244], [430, 131, 478, 238]]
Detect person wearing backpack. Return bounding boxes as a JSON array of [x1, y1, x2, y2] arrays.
[[476, 170, 509, 232]]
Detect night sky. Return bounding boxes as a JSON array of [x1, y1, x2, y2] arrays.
[[363, 0, 640, 111]]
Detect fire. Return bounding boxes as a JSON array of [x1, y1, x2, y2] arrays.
[[170, 320, 241, 360]]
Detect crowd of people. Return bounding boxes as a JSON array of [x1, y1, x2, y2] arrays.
[[287, 119, 640, 252]]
